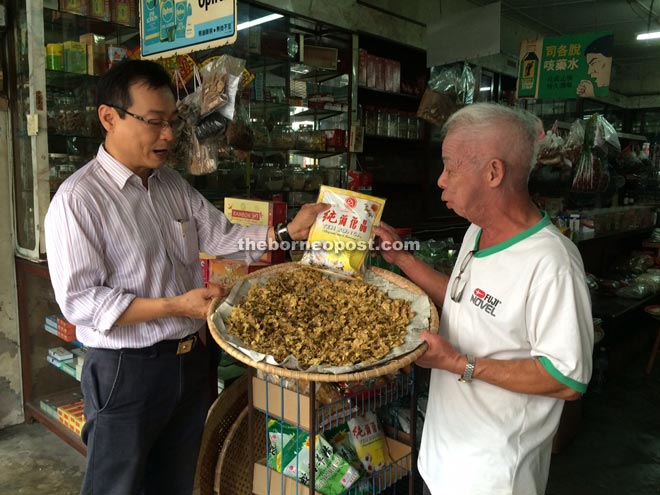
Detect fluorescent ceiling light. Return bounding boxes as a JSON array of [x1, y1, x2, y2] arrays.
[[237, 13, 283, 31], [637, 31, 660, 40], [479, 86, 491, 92]]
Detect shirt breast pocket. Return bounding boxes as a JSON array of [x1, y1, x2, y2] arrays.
[[167, 219, 200, 267]]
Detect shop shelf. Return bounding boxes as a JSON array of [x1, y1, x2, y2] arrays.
[[25, 395, 86, 456], [44, 7, 138, 39], [252, 437, 411, 495], [358, 86, 422, 101], [252, 372, 412, 432], [46, 70, 99, 88]]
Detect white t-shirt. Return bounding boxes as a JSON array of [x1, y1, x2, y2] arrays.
[[418, 212, 593, 495]]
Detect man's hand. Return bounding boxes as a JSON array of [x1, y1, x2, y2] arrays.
[[171, 285, 227, 320], [415, 331, 463, 373], [287, 202, 330, 241], [374, 222, 409, 266], [576, 80, 594, 97]]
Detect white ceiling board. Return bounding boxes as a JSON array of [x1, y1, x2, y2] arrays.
[[427, 2, 502, 66]]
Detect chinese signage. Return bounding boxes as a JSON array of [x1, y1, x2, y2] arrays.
[[140, 0, 237, 59], [517, 32, 613, 99]]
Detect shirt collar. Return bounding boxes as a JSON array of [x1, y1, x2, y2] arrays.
[[96, 144, 162, 189]]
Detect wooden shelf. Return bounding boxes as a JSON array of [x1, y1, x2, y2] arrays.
[[24, 400, 86, 456]]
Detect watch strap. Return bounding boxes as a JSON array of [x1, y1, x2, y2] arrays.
[[458, 354, 476, 383]]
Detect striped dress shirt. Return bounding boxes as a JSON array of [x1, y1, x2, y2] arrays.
[[44, 145, 268, 349]]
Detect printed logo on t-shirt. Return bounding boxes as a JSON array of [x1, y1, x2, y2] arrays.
[[470, 288, 501, 317]]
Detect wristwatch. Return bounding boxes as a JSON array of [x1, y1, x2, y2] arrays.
[[275, 223, 293, 245], [458, 354, 476, 383]]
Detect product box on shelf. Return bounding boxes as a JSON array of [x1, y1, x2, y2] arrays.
[[347, 171, 373, 194], [59, 0, 90, 16], [63, 41, 87, 74], [358, 49, 368, 86], [207, 259, 270, 288], [366, 54, 377, 88], [48, 347, 74, 362], [89, 0, 111, 20], [374, 56, 385, 91], [79, 33, 107, 76], [111, 0, 137, 27], [57, 400, 86, 436], [224, 198, 287, 264], [40, 390, 83, 420], [57, 317, 76, 342], [107, 46, 128, 69], [324, 129, 346, 151]]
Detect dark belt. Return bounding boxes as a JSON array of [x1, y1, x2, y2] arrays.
[[120, 333, 198, 356]]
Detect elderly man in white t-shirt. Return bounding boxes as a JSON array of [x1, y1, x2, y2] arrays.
[[376, 103, 593, 495]]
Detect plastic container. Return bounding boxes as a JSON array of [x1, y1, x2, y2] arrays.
[[46, 44, 64, 71]]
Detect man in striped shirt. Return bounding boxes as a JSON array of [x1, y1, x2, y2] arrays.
[[45, 60, 325, 495]]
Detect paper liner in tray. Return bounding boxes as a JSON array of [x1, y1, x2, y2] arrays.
[[209, 264, 434, 374]]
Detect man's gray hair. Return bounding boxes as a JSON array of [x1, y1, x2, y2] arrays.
[[441, 103, 539, 172]]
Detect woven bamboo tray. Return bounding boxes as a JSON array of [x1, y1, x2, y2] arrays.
[[207, 262, 439, 382], [194, 375, 248, 495], [214, 407, 267, 495]]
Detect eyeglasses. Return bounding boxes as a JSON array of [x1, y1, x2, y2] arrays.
[[450, 250, 475, 303], [107, 104, 184, 133]]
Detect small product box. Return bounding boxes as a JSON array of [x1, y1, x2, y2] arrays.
[[63, 41, 87, 74], [40, 391, 83, 419], [366, 54, 377, 88], [57, 317, 76, 342], [374, 56, 385, 91], [107, 46, 128, 70], [46, 43, 64, 71], [223, 198, 287, 264], [57, 400, 86, 435], [79, 33, 107, 76], [347, 171, 373, 194], [89, 0, 111, 20], [48, 347, 74, 362], [358, 49, 368, 86], [60, 0, 89, 16], [112, 0, 136, 27], [324, 129, 346, 151], [208, 258, 248, 287]]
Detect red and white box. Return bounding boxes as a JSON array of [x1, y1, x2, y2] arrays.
[[223, 198, 287, 264]]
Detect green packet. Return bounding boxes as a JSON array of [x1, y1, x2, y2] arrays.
[[267, 419, 361, 495]]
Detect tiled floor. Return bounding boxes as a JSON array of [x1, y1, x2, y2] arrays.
[[1, 363, 659, 495]]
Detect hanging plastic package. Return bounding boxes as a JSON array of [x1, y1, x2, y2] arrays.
[[196, 54, 246, 140], [170, 68, 218, 175]]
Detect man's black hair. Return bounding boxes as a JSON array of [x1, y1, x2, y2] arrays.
[[585, 34, 614, 57], [96, 59, 175, 118]]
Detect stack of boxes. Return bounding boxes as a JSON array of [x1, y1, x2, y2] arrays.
[[45, 315, 86, 380], [358, 49, 401, 93], [43, 314, 87, 436], [202, 199, 287, 288], [57, 400, 86, 436]]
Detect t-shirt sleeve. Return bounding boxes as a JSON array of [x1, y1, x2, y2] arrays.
[[526, 258, 594, 393]]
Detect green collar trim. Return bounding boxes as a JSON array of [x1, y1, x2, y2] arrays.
[[473, 211, 551, 258], [538, 356, 588, 394]]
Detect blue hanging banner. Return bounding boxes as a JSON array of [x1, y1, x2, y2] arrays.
[[141, 0, 237, 59]]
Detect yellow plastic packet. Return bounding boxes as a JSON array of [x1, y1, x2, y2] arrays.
[[301, 186, 385, 278]]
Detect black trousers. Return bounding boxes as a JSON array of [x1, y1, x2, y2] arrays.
[[80, 338, 211, 495]]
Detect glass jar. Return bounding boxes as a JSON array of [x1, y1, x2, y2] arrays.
[[49, 153, 68, 178], [257, 163, 284, 191], [365, 108, 376, 135], [387, 111, 397, 137], [376, 109, 387, 136], [397, 113, 408, 139], [284, 167, 306, 190], [271, 123, 295, 150], [303, 168, 323, 191], [252, 121, 270, 148]]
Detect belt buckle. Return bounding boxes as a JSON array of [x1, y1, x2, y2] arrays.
[[176, 335, 196, 355]]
